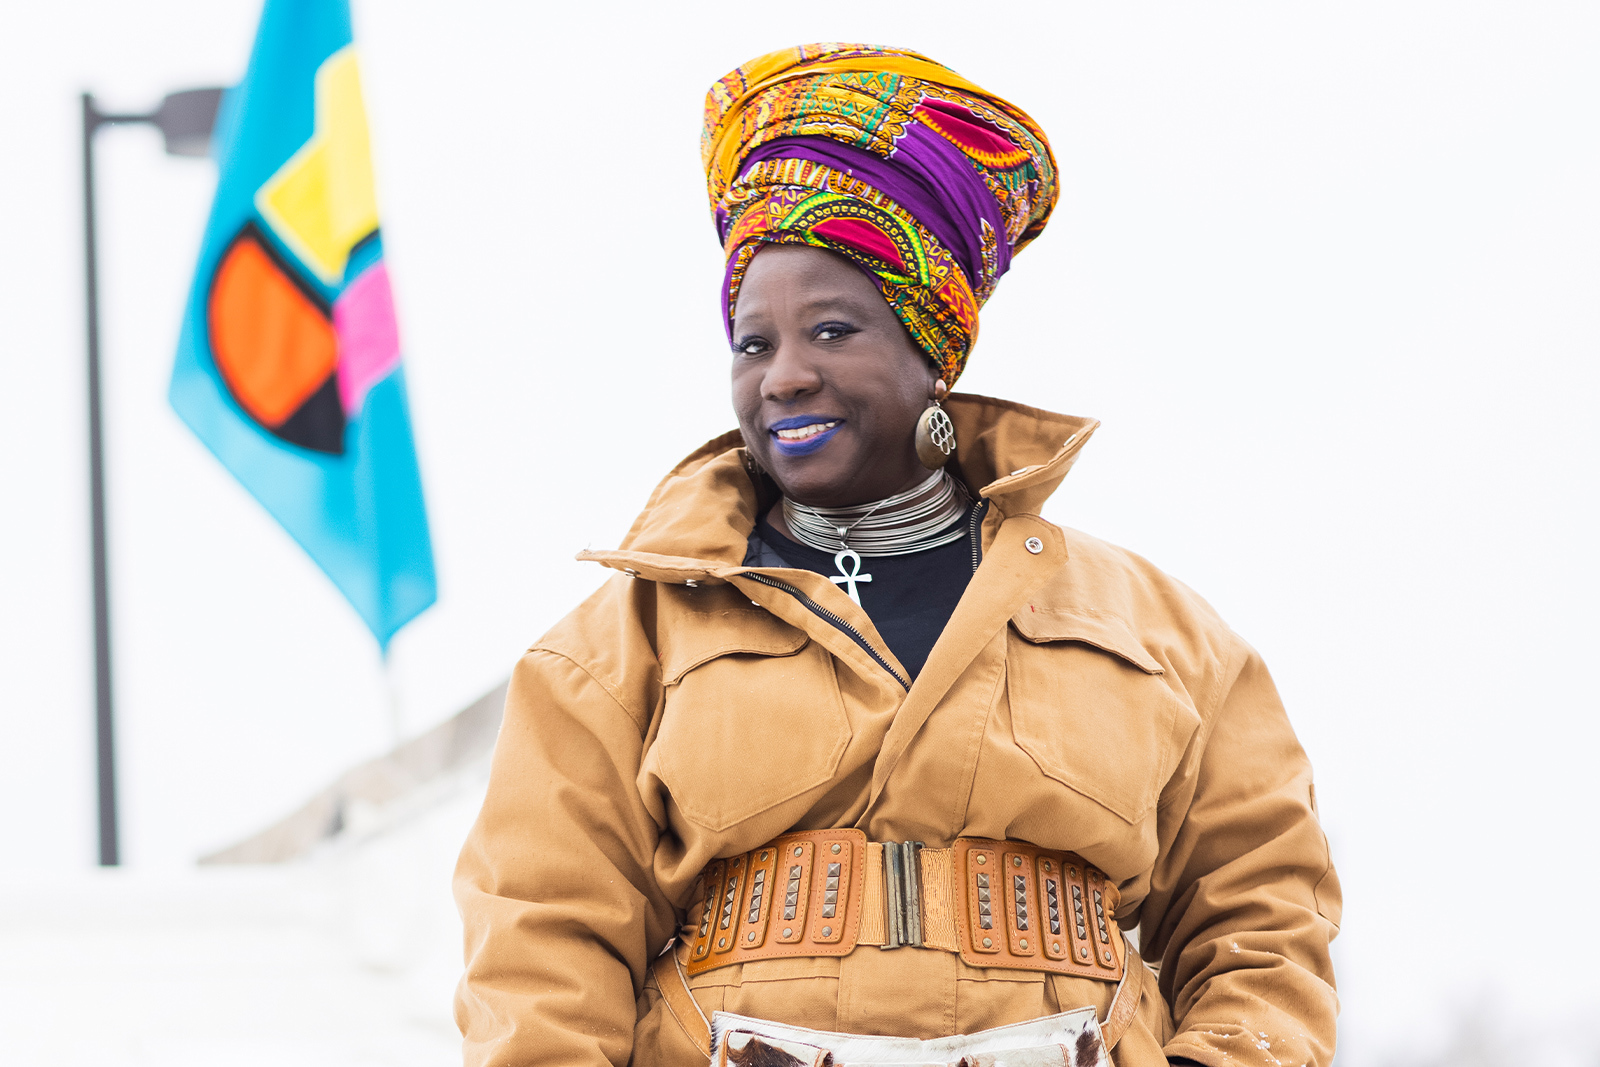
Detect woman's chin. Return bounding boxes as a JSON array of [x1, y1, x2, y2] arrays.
[[773, 463, 918, 509], [767, 466, 841, 507], [760, 450, 847, 504]]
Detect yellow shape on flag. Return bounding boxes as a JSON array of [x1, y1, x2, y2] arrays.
[[255, 46, 379, 284]]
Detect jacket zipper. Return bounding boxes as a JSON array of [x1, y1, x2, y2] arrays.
[[968, 498, 989, 574], [742, 572, 911, 692]]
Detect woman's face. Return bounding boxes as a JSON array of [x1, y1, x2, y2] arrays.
[[730, 244, 938, 508]]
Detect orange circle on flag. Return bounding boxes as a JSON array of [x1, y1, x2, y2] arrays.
[[208, 228, 337, 429]]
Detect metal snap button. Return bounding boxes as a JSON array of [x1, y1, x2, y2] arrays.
[[1024, 537, 1044, 554]]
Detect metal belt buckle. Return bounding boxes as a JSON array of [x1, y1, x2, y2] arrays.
[[881, 840, 924, 949]]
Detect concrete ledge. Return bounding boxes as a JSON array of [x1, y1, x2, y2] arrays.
[[200, 681, 508, 864]]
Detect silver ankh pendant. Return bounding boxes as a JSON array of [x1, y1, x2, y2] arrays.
[[830, 548, 873, 607]]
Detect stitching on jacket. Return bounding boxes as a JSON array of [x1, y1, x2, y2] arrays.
[[947, 651, 1009, 833], [524, 647, 655, 735], [1152, 636, 1242, 815]]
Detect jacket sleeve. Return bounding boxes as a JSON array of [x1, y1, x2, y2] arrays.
[[453, 649, 677, 1067], [1140, 643, 1342, 1067]]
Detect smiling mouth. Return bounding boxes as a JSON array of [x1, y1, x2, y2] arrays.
[[773, 420, 840, 442]]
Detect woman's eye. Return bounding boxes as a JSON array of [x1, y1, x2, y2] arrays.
[[734, 337, 770, 356], [814, 321, 857, 342]]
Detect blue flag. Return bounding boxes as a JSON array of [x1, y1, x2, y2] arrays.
[[171, 0, 435, 650]]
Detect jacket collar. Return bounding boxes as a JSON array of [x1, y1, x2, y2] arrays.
[[579, 394, 1099, 584]]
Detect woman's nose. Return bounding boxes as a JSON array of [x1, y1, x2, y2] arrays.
[[761, 342, 822, 402]]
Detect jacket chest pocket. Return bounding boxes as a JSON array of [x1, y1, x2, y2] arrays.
[[1005, 616, 1199, 824], [652, 635, 852, 832]]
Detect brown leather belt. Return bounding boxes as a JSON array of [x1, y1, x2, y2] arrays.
[[683, 829, 1124, 982]]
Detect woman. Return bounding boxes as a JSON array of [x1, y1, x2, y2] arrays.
[[455, 44, 1340, 1067]]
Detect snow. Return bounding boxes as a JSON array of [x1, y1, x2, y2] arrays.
[[0, 772, 485, 1066]]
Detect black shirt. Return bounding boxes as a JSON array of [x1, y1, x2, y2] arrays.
[[744, 503, 986, 679]]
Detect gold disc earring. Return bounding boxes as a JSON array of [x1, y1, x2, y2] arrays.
[[915, 380, 957, 469]]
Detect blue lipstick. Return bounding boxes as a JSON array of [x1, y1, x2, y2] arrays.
[[769, 415, 844, 456]]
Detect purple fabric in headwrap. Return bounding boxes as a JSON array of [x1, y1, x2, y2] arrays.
[[741, 131, 1013, 298]]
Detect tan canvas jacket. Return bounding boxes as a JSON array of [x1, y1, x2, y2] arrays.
[[454, 394, 1341, 1067]]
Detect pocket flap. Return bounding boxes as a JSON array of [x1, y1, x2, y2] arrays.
[[1010, 608, 1164, 675], [660, 609, 809, 684]]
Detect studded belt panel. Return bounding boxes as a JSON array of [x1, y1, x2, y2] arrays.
[[682, 830, 1124, 982]]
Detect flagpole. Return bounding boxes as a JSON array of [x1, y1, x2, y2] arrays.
[[382, 657, 405, 747], [81, 92, 119, 867]]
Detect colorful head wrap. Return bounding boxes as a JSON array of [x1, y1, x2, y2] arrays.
[[704, 43, 1058, 386]]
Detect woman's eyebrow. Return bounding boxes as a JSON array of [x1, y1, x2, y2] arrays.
[[793, 293, 875, 317]]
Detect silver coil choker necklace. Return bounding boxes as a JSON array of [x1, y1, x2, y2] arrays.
[[781, 470, 972, 606]]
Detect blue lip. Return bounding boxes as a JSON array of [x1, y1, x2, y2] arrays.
[[770, 415, 842, 431], [770, 418, 844, 456]]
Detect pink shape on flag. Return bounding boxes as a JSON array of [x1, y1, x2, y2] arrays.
[[333, 262, 402, 417]]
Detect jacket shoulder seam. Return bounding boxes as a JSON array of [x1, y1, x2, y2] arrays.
[[523, 645, 655, 735]]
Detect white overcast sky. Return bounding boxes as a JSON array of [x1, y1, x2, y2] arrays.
[[2, 2, 1597, 1062]]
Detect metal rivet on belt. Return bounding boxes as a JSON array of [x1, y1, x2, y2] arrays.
[[822, 926, 832, 937], [831, 843, 841, 854], [982, 937, 993, 948], [1052, 942, 1061, 953], [1020, 939, 1028, 950], [1103, 949, 1114, 963], [1078, 946, 1089, 959], [746, 932, 756, 942], [976, 855, 986, 865], [782, 927, 793, 938], [1012, 856, 1022, 867], [794, 847, 803, 857], [718, 937, 727, 948], [759, 851, 768, 861], [1024, 537, 1044, 554]]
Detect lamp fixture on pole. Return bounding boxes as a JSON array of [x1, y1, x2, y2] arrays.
[[82, 85, 225, 866]]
